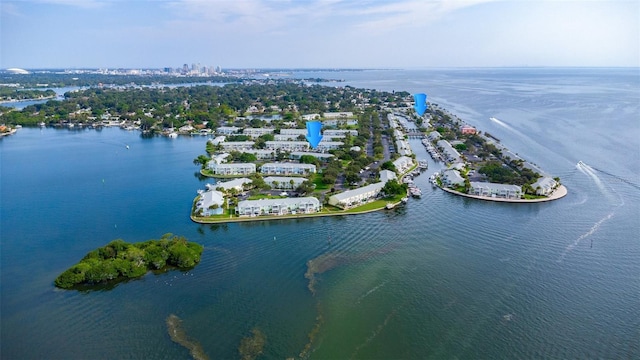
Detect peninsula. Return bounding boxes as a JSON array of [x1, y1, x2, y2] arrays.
[[54, 234, 203, 289]]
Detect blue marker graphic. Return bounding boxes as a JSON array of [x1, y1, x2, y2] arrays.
[[413, 93, 428, 116], [305, 121, 323, 149]]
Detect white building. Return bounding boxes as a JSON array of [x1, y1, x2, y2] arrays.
[[274, 134, 302, 141], [221, 141, 255, 151], [393, 156, 414, 174], [236, 197, 321, 216], [379, 170, 396, 183], [323, 129, 358, 137], [195, 190, 225, 216], [428, 131, 441, 141], [323, 111, 354, 119], [437, 140, 462, 163], [470, 182, 522, 199], [216, 126, 241, 135], [442, 169, 465, 187], [265, 141, 310, 152], [322, 119, 358, 127], [260, 162, 316, 175], [396, 138, 412, 156], [531, 177, 558, 196], [208, 163, 256, 176], [280, 129, 308, 136], [290, 152, 334, 161], [302, 114, 320, 120], [210, 153, 231, 165], [328, 182, 385, 209], [264, 176, 306, 189], [316, 141, 344, 152], [243, 128, 274, 138], [211, 178, 252, 192], [209, 136, 226, 145], [244, 149, 276, 160]]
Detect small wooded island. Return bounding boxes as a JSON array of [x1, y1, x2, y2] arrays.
[[54, 234, 203, 289]]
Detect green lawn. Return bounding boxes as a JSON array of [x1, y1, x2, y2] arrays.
[[312, 173, 330, 190]]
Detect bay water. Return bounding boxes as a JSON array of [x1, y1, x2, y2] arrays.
[[1, 68, 639, 359]]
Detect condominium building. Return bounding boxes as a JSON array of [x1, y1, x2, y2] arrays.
[[260, 162, 316, 175], [263, 176, 306, 189], [208, 162, 256, 176], [221, 141, 255, 151], [265, 141, 310, 152], [328, 182, 385, 209], [470, 182, 522, 199], [236, 197, 321, 216], [216, 126, 241, 135], [243, 128, 274, 138]]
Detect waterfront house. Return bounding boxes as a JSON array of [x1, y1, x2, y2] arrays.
[[460, 125, 477, 135], [210, 153, 231, 165], [531, 177, 558, 196], [393, 156, 414, 174], [195, 190, 225, 216], [208, 163, 256, 176], [260, 162, 316, 175], [442, 169, 465, 188], [470, 182, 522, 199], [236, 197, 321, 216], [209, 136, 226, 145], [212, 178, 252, 192]]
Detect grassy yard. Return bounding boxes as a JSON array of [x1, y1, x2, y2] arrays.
[[312, 173, 330, 190]]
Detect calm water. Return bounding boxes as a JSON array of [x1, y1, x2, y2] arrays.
[[1, 69, 639, 359]]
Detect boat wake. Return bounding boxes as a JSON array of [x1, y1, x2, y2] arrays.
[[576, 161, 627, 205], [356, 281, 388, 304], [557, 212, 614, 263]]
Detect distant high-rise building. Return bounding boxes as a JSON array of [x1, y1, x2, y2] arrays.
[[216, 65, 222, 73], [182, 64, 189, 73]]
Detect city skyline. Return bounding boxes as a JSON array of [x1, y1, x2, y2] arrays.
[[1, 0, 638, 69]]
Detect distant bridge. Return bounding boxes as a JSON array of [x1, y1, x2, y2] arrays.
[[406, 132, 425, 139]]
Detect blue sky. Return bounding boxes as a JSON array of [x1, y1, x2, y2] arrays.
[[1, 0, 638, 69]]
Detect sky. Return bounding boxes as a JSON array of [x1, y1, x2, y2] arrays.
[[1, 0, 638, 69]]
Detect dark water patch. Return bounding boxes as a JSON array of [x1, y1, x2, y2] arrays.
[[238, 327, 266, 360], [166, 314, 209, 360]]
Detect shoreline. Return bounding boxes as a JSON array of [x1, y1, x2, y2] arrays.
[[439, 184, 567, 203], [190, 199, 402, 224]]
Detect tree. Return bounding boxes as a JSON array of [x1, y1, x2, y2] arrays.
[[381, 161, 396, 172], [193, 155, 210, 168]]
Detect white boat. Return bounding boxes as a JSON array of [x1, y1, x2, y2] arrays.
[[168, 132, 178, 138]]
